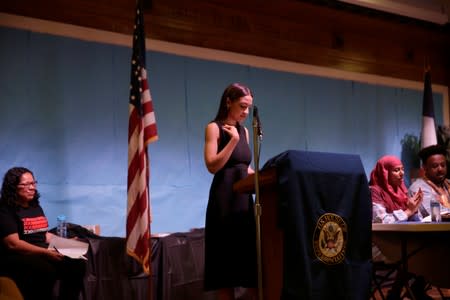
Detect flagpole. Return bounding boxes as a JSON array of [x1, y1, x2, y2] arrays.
[[252, 111, 264, 300], [127, 2, 158, 300], [420, 67, 437, 149], [147, 224, 153, 300]]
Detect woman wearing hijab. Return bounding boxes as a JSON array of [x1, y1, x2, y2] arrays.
[[370, 156, 435, 299], [369, 155, 423, 223]]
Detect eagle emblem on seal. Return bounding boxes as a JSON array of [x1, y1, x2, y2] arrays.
[[313, 213, 347, 265]]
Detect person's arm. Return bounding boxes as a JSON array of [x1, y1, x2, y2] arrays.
[[2, 233, 63, 261], [409, 180, 432, 218], [204, 122, 239, 174], [372, 202, 397, 224], [371, 187, 408, 223], [46, 231, 57, 243], [403, 188, 423, 218]]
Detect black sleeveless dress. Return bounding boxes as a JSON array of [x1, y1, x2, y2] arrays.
[[204, 121, 257, 291]]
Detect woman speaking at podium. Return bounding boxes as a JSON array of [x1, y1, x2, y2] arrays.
[[203, 83, 257, 300]]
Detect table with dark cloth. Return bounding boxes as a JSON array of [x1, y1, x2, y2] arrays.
[[68, 226, 216, 300]]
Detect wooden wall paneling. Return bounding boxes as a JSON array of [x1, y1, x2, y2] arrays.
[[144, 1, 450, 83], [0, 0, 135, 34], [1, 0, 449, 86]]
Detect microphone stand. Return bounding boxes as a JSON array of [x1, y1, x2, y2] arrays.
[[252, 114, 263, 300]]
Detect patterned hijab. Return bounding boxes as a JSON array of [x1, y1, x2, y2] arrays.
[[369, 155, 408, 211]]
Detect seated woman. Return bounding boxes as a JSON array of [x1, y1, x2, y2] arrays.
[[369, 156, 433, 300], [0, 167, 86, 300], [369, 155, 423, 223]]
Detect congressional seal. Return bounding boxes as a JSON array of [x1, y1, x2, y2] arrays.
[[313, 213, 347, 265]]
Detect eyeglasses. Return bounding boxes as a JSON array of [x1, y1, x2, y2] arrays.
[[17, 181, 38, 188]]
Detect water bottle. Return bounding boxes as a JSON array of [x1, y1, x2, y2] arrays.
[[430, 198, 441, 222], [56, 214, 68, 237]]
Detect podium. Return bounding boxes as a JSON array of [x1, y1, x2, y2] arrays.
[[234, 166, 282, 300], [234, 150, 372, 300]]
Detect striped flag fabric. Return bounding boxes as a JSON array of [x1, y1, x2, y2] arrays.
[[420, 69, 437, 149], [127, 0, 158, 275]]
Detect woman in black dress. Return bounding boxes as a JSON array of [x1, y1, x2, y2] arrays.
[[204, 83, 257, 300]]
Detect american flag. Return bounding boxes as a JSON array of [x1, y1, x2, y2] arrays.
[[127, 0, 158, 275]]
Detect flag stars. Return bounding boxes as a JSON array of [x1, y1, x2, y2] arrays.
[[128, 1, 158, 274]]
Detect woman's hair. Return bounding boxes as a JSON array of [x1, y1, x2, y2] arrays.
[[0, 167, 40, 207], [213, 83, 253, 122]]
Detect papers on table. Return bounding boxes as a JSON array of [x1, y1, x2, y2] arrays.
[[421, 211, 450, 223], [48, 235, 89, 260]]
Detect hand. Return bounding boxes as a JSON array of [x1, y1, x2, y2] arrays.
[[47, 248, 64, 261], [405, 188, 423, 217], [222, 124, 239, 141]]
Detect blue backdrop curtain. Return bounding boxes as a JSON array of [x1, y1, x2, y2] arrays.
[[0, 26, 443, 236]]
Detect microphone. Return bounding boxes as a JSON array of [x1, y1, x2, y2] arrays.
[[253, 105, 263, 138]]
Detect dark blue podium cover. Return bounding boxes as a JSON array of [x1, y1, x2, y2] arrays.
[[263, 150, 372, 300]]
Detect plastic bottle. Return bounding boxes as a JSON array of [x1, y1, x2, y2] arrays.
[[430, 197, 441, 222], [56, 214, 68, 237]]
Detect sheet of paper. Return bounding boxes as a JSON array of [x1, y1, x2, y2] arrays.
[[48, 235, 89, 260], [421, 211, 449, 223]]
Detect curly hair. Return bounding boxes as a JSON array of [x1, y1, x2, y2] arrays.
[[0, 167, 40, 207]]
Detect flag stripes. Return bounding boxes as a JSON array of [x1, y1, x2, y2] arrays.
[[126, 0, 158, 275]]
